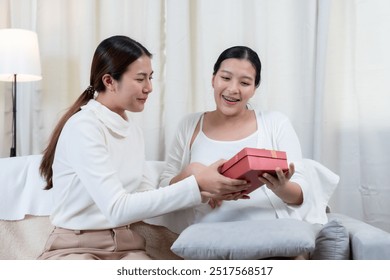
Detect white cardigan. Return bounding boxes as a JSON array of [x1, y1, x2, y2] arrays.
[[158, 110, 325, 233]]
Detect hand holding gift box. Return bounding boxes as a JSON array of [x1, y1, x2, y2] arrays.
[[220, 147, 289, 194]]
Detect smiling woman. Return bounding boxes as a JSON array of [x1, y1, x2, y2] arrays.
[[158, 46, 316, 234], [95, 55, 154, 117], [212, 58, 257, 128]]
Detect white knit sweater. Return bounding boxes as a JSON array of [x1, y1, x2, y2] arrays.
[[50, 99, 201, 230]]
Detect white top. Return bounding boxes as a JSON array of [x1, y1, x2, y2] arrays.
[[190, 114, 259, 164], [50, 99, 202, 230], [159, 110, 322, 233], [190, 114, 276, 222]]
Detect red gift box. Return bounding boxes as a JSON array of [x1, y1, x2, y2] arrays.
[[220, 147, 289, 194]]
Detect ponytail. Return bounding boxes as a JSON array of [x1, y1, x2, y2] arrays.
[[39, 86, 95, 190]]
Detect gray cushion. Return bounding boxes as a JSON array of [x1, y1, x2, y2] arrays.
[[171, 219, 319, 259], [311, 219, 350, 259]]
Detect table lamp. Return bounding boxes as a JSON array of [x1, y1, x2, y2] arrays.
[[0, 28, 42, 157]]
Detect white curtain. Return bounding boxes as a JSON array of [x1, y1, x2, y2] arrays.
[[0, 0, 389, 232], [322, 0, 390, 232]]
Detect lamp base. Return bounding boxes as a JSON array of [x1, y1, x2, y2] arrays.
[[10, 74, 17, 157], [10, 147, 16, 157]]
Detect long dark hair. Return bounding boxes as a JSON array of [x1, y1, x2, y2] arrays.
[[40, 36, 152, 190], [213, 46, 261, 88]]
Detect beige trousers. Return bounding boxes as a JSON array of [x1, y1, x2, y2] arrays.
[[37, 225, 151, 260]]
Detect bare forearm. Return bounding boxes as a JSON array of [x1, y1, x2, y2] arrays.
[[169, 172, 190, 185], [169, 163, 199, 185], [272, 181, 303, 205]]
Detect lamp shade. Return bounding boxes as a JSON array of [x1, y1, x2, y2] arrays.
[[0, 28, 42, 82]]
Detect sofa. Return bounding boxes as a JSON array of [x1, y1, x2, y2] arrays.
[[1, 155, 390, 260]]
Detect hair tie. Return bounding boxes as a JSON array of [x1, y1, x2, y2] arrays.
[[86, 85, 95, 96]]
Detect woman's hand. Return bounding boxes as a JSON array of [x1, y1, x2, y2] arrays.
[[260, 162, 294, 191], [208, 198, 223, 208], [193, 159, 251, 200], [258, 162, 303, 205]]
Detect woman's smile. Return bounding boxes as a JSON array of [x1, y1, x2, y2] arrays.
[[222, 94, 241, 104], [137, 97, 147, 103]]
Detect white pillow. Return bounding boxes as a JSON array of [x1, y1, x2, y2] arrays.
[[171, 219, 320, 260], [302, 159, 340, 224]]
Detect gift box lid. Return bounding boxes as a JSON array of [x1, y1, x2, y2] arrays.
[[220, 147, 287, 173]]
